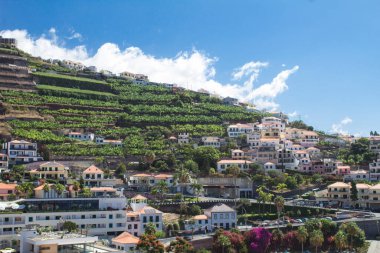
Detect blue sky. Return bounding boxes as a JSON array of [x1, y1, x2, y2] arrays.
[[1, 0, 379, 136]]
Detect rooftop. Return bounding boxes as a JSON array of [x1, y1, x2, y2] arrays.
[[112, 232, 139, 245], [83, 165, 104, 174]]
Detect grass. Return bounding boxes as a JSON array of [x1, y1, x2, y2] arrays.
[[37, 84, 116, 97], [33, 72, 108, 84]]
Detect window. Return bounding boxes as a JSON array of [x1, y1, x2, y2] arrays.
[[155, 216, 159, 222], [213, 214, 217, 220], [143, 217, 147, 223], [109, 214, 113, 219], [220, 214, 223, 219], [109, 223, 113, 228], [134, 224, 138, 229], [149, 216, 153, 222], [28, 217, 33, 222]]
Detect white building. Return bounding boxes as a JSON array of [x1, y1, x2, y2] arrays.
[[30, 161, 69, 181], [205, 203, 237, 230], [0, 154, 8, 173], [227, 123, 255, 138], [184, 203, 237, 232], [125, 195, 163, 236], [216, 160, 252, 172], [344, 170, 370, 182], [95, 137, 123, 147], [201, 136, 224, 148], [247, 132, 261, 148], [2, 140, 43, 165], [83, 165, 118, 187], [112, 231, 140, 252], [128, 173, 175, 192], [19, 229, 107, 253], [178, 133, 190, 144], [370, 159, 380, 182], [0, 196, 127, 248], [264, 162, 276, 170], [68, 132, 95, 141]]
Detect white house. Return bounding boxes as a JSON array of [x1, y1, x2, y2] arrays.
[[216, 160, 252, 172], [178, 133, 190, 144], [370, 159, 380, 182], [125, 195, 163, 236], [201, 136, 224, 148], [68, 132, 95, 141], [344, 170, 370, 182], [205, 203, 237, 230], [112, 232, 140, 252], [95, 137, 123, 147], [227, 123, 255, 137], [264, 162, 276, 170], [2, 140, 43, 165], [82, 165, 118, 187]]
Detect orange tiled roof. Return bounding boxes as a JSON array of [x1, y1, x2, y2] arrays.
[[83, 165, 104, 174], [0, 183, 17, 191], [112, 232, 139, 244]]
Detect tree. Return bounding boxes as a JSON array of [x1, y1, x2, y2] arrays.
[[214, 234, 231, 253], [43, 184, 50, 198], [245, 227, 272, 253], [285, 176, 298, 190], [350, 181, 358, 203], [305, 219, 322, 234], [184, 160, 199, 174], [166, 236, 194, 253], [82, 187, 92, 198], [55, 183, 65, 197], [193, 146, 221, 171], [72, 181, 80, 197], [174, 167, 192, 200], [189, 205, 202, 216], [270, 229, 284, 252], [226, 165, 240, 208], [274, 196, 285, 227], [320, 219, 337, 238], [190, 183, 203, 201], [137, 234, 164, 253], [335, 230, 347, 252], [145, 222, 157, 235], [340, 221, 365, 250], [309, 229, 324, 253], [115, 162, 127, 179], [276, 183, 287, 193], [62, 221, 77, 232], [151, 180, 169, 202], [144, 150, 156, 168], [296, 226, 308, 253], [283, 231, 298, 251]]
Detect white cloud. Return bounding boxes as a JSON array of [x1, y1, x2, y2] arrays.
[[331, 117, 353, 135], [288, 111, 299, 118], [0, 28, 299, 111]]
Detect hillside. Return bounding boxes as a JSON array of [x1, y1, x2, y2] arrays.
[[0, 46, 265, 160]]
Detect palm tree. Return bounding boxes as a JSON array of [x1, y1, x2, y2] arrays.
[[55, 183, 65, 198], [43, 184, 50, 198], [344, 222, 359, 251], [174, 167, 192, 201], [274, 196, 285, 228], [276, 183, 287, 194], [226, 165, 240, 209], [190, 183, 203, 201], [335, 230, 347, 252], [296, 226, 308, 253], [309, 230, 324, 253], [72, 181, 80, 197], [82, 187, 92, 198], [152, 180, 169, 202]]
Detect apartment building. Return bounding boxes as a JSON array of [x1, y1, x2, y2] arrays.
[[198, 176, 253, 198], [0, 183, 17, 201], [0, 154, 8, 173], [216, 159, 252, 172], [227, 123, 255, 137], [323, 158, 343, 174], [369, 136, 380, 154], [247, 132, 261, 148], [343, 170, 369, 182], [125, 195, 163, 236], [0, 196, 127, 248], [201, 136, 224, 148], [369, 159, 380, 181], [256, 146, 278, 165], [177, 133, 190, 144], [277, 149, 299, 170], [204, 203, 237, 230], [82, 165, 118, 187], [29, 161, 69, 182], [128, 173, 175, 192], [2, 140, 43, 165], [326, 182, 350, 207]]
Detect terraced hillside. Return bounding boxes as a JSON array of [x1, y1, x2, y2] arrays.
[[0, 47, 264, 160]]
